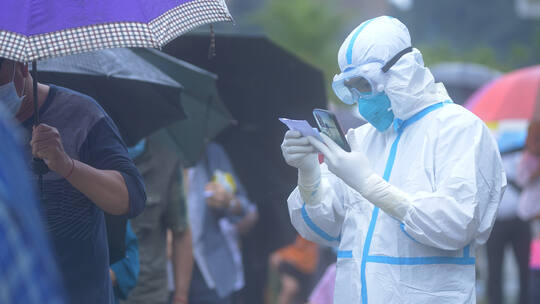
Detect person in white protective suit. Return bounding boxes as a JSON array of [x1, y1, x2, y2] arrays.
[[281, 16, 506, 304]]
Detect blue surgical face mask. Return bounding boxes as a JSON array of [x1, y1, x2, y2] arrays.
[[127, 139, 146, 160], [0, 65, 24, 117], [357, 92, 394, 132]]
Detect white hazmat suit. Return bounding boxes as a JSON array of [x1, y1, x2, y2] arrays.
[[282, 16, 505, 303]]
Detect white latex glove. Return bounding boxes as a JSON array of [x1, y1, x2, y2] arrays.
[[281, 130, 322, 204], [281, 130, 318, 172], [307, 133, 373, 191], [307, 132, 411, 220]]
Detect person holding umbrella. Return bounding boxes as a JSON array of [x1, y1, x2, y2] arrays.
[[0, 1, 234, 301], [0, 57, 146, 303]]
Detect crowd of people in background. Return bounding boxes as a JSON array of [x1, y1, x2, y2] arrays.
[[1, 15, 540, 304], [482, 120, 540, 304], [0, 54, 327, 304]]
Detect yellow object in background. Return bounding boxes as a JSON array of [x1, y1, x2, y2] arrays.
[[212, 170, 237, 194]]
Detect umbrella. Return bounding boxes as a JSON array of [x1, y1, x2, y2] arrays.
[[1, 0, 232, 265], [464, 65, 540, 153], [163, 33, 327, 302], [1, 0, 233, 169], [38, 48, 186, 146], [431, 62, 501, 105], [131, 48, 234, 166], [466, 65, 540, 122], [0, 0, 232, 62]]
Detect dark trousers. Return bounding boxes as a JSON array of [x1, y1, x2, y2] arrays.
[[487, 217, 531, 304], [188, 264, 232, 304], [529, 269, 540, 304]]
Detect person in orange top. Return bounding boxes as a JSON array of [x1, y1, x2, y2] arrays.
[[270, 235, 319, 304]]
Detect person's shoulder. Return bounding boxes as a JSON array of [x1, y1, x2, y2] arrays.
[[434, 103, 500, 154], [435, 102, 486, 131], [51, 85, 107, 120]]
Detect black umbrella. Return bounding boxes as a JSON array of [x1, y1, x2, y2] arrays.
[[38, 48, 186, 146], [163, 34, 327, 302], [131, 48, 234, 167]]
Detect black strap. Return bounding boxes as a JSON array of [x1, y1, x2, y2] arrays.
[[382, 46, 413, 73], [507, 179, 523, 193], [500, 147, 523, 156], [203, 148, 213, 179]]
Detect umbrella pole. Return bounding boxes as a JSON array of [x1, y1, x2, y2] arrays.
[[32, 61, 39, 126], [31, 61, 49, 196], [201, 97, 212, 156], [208, 25, 216, 59]]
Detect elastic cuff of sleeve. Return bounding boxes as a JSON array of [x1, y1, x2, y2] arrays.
[[362, 173, 412, 221], [298, 172, 323, 206], [298, 166, 321, 186], [298, 185, 321, 206]]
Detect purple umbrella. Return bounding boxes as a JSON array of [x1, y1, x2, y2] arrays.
[[0, 0, 232, 174], [0, 0, 232, 62]]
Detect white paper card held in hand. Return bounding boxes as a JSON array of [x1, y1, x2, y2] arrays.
[[279, 118, 322, 140]]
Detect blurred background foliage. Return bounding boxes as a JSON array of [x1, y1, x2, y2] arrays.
[[218, 0, 540, 101], [399, 0, 540, 71]]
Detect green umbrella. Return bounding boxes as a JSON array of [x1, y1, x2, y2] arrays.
[[131, 48, 234, 167]]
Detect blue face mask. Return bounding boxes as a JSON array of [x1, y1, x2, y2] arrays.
[[127, 139, 146, 160], [0, 64, 24, 117], [357, 92, 394, 131]]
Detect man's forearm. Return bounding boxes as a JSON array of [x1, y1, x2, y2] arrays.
[[173, 229, 193, 298], [66, 160, 129, 215]]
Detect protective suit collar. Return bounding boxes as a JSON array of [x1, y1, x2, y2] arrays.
[[392, 82, 452, 130], [384, 49, 442, 120], [393, 98, 452, 132]]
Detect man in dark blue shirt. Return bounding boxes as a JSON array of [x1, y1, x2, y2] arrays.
[[0, 58, 146, 303]]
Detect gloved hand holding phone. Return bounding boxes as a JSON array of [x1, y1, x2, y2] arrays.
[[307, 130, 411, 221]]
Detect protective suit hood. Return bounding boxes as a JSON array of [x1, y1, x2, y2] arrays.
[[337, 16, 442, 121]]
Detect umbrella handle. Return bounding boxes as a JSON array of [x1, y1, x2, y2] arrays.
[[31, 61, 50, 175], [32, 158, 49, 175]]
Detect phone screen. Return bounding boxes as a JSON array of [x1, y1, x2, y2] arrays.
[[313, 109, 351, 152]]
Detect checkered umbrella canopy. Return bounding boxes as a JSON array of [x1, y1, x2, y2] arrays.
[[0, 0, 232, 62]]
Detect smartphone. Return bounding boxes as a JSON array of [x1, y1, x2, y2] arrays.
[[312, 108, 351, 152]]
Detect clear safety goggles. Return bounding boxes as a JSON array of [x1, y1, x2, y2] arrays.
[[332, 64, 381, 105], [332, 47, 413, 105]]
